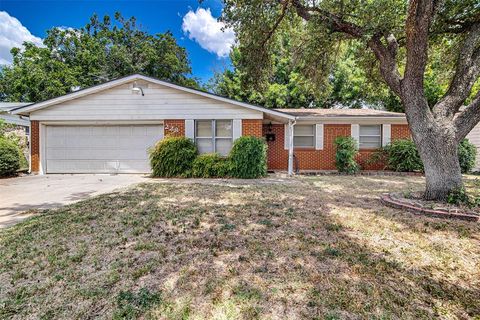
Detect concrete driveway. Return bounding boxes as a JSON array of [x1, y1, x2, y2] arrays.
[[0, 174, 149, 228]]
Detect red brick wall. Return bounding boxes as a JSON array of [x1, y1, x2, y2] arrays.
[[263, 124, 352, 171], [264, 124, 288, 170], [164, 120, 185, 137], [264, 123, 411, 171], [30, 120, 40, 173], [242, 119, 263, 137], [356, 150, 384, 170], [358, 124, 411, 170], [392, 124, 411, 140]]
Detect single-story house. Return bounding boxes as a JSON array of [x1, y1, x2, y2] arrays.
[[12, 74, 412, 175], [0, 102, 31, 134]]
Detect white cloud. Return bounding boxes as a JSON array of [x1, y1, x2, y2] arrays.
[[182, 8, 235, 58], [0, 11, 43, 65]]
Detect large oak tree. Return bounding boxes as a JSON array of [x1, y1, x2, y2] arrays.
[[221, 0, 480, 200]]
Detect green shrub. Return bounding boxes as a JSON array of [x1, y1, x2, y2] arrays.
[[18, 151, 28, 171], [447, 186, 475, 207], [384, 139, 423, 172], [192, 153, 231, 178], [383, 138, 476, 173], [229, 136, 267, 178], [458, 139, 477, 174], [149, 137, 197, 177], [334, 136, 359, 174], [0, 137, 21, 176]]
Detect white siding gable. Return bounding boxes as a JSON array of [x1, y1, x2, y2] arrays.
[[30, 80, 263, 121]]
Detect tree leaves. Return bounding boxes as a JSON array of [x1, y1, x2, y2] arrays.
[[0, 12, 198, 103]]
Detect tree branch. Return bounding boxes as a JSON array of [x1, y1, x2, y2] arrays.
[[261, 0, 290, 47], [434, 22, 480, 118], [290, 0, 364, 38], [289, 0, 403, 97], [403, 0, 435, 88], [454, 90, 480, 141], [368, 34, 403, 96]]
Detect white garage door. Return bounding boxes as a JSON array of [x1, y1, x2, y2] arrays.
[[46, 125, 163, 173]]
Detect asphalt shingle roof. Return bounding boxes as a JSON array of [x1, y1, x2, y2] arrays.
[[275, 108, 405, 118]]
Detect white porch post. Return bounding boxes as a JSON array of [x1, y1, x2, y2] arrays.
[[288, 120, 295, 175]]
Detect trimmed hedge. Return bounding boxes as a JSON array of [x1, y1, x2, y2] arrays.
[[149, 136, 267, 179], [192, 153, 231, 178], [0, 138, 21, 177], [334, 136, 359, 174], [376, 138, 477, 173], [229, 136, 267, 178], [458, 139, 477, 173], [149, 137, 197, 177], [384, 139, 423, 172]]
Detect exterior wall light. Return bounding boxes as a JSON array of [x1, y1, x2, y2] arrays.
[[132, 82, 144, 96]]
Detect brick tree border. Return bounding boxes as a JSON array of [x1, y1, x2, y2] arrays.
[[380, 193, 479, 222]]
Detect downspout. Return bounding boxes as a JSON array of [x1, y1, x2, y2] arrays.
[[287, 118, 297, 176]]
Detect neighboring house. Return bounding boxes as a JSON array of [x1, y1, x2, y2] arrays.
[[466, 125, 480, 170], [0, 102, 31, 134], [12, 74, 410, 175]]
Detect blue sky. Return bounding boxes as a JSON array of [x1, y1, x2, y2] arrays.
[[0, 0, 234, 84]]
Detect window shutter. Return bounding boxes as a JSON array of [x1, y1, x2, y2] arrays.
[[315, 124, 324, 150], [382, 124, 391, 146], [351, 124, 360, 146], [185, 120, 194, 140], [284, 124, 290, 150], [233, 119, 242, 140]]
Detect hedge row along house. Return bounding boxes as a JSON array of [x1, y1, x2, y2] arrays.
[[12, 74, 414, 175]]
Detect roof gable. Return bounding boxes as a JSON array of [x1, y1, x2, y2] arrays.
[[12, 74, 295, 120]]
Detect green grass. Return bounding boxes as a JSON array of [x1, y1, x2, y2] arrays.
[[0, 175, 479, 319]]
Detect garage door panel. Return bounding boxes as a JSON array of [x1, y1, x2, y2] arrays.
[[46, 148, 66, 160], [47, 136, 66, 148], [132, 126, 148, 135], [146, 126, 163, 136], [46, 125, 163, 173], [47, 126, 65, 137], [65, 126, 91, 136]]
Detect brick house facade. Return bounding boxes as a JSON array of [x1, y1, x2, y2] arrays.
[[17, 74, 411, 174], [263, 123, 410, 171]]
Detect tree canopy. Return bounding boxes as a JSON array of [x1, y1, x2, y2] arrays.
[[0, 12, 198, 102], [219, 0, 478, 112], [211, 41, 410, 111]]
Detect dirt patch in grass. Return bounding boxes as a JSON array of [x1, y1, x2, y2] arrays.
[[0, 175, 479, 319]]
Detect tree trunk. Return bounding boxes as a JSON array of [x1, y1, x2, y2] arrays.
[[401, 89, 464, 201], [419, 135, 463, 200], [408, 116, 463, 200]]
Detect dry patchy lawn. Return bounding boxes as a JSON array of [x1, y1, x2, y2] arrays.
[[1, 175, 479, 319]]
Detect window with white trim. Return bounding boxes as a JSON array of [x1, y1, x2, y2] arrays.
[[359, 125, 382, 149], [195, 120, 233, 156], [293, 125, 315, 147]]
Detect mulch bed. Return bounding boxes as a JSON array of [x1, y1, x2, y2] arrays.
[[381, 192, 479, 222]]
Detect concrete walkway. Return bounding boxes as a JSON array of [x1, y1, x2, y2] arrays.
[[0, 174, 148, 228]]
